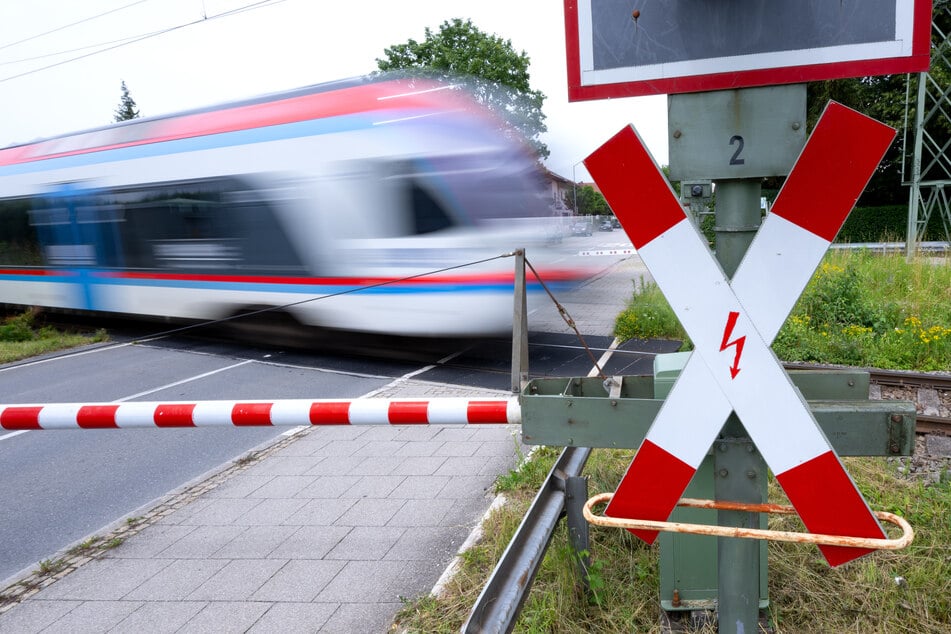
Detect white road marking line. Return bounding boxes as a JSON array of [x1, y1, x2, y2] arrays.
[[114, 360, 255, 402]]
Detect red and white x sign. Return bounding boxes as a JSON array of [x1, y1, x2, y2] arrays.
[[585, 102, 895, 567]]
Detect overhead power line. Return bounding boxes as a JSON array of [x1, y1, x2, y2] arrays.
[[0, 29, 169, 67], [0, 0, 290, 84], [0, 0, 153, 53]]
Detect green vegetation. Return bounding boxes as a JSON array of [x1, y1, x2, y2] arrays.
[[614, 280, 689, 345], [34, 558, 67, 576], [376, 18, 548, 159], [113, 79, 140, 122], [394, 447, 950, 633], [395, 249, 950, 632], [840, 206, 949, 244], [0, 310, 107, 364], [573, 184, 611, 216], [616, 250, 951, 371]]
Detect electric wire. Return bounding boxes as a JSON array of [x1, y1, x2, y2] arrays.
[[0, 28, 171, 67], [524, 256, 606, 380], [0, 0, 291, 84], [0, 0, 153, 53]]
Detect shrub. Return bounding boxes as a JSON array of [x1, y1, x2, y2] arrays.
[[0, 311, 37, 342], [613, 280, 688, 345], [614, 251, 951, 371]]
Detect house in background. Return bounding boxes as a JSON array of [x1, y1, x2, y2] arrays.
[[539, 167, 574, 216]]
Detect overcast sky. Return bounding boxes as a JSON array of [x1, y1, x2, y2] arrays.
[[0, 0, 668, 181]]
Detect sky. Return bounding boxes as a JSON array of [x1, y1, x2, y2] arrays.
[[0, 0, 668, 182]]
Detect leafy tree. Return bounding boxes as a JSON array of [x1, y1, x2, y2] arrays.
[[113, 80, 140, 122], [376, 18, 549, 159], [575, 184, 610, 216], [806, 2, 951, 206], [807, 75, 911, 206]]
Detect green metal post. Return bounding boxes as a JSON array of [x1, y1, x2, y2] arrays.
[[512, 248, 529, 393], [712, 178, 765, 633], [907, 72, 926, 259], [712, 180, 762, 278]]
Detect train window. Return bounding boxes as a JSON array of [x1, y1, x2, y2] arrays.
[[2, 178, 305, 274], [399, 153, 549, 231], [0, 198, 42, 265], [113, 177, 306, 274], [410, 182, 454, 234], [27, 206, 70, 226]]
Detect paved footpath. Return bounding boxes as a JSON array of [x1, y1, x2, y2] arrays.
[[0, 254, 647, 633]]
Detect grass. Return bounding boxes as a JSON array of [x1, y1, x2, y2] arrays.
[[615, 250, 951, 371], [0, 309, 108, 364], [395, 449, 951, 633], [394, 249, 951, 632]]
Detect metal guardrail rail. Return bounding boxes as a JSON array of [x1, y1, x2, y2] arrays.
[[462, 446, 591, 634]]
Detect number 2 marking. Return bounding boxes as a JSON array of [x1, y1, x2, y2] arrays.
[[729, 135, 745, 165]]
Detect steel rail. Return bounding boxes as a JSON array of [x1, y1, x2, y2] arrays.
[[784, 363, 951, 435], [916, 414, 951, 435], [462, 446, 590, 634], [784, 363, 951, 391]]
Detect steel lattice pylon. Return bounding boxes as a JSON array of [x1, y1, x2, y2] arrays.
[[904, 2, 951, 256]]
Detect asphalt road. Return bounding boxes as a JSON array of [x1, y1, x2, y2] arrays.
[[0, 343, 398, 583], [0, 233, 664, 585]]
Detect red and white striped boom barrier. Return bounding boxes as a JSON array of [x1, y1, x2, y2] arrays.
[[0, 398, 519, 430]]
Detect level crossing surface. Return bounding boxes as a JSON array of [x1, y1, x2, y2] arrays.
[[0, 250, 665, 632]]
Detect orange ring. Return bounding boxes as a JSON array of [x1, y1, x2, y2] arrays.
[[584, 493, 914, 551]]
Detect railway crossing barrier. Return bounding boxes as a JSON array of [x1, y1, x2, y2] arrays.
[[0, 398, 519, 429], [0, 96, 926, 634]]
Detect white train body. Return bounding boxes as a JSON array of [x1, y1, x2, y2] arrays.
[[0, 78, 579, 336]]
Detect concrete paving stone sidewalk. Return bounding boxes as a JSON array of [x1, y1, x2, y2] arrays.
[[0, 254, 648, 633]]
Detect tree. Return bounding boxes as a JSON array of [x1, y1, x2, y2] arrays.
[[376, 18, 549, 159], [113, 80, 140, 122], [807, 75, 911, 206], [805, 3, 951, 206], [575, 184, 610, 216]]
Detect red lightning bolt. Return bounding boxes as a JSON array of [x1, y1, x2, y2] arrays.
[[719, 311, 745, 379]]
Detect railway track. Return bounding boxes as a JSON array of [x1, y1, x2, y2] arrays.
[[787, 363, 951, 436], [869, 368, 951, 435]]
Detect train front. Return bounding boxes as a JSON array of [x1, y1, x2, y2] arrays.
[[299, 76, 590, 338]]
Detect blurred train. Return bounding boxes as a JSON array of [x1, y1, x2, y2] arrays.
[[0, 76, 581, 337]]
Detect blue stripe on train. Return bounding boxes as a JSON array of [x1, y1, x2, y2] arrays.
[[0, 273, 560, 295]]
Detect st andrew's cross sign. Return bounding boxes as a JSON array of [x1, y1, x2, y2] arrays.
[[584, 103, 896, 566]]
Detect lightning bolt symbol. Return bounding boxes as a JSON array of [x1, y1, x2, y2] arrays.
[[719, 311, 745, 379]]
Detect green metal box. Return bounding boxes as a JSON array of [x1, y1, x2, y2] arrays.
[[653, 353, 767, 612]]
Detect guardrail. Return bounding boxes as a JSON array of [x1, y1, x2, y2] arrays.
[[463, 446, 591, 634]]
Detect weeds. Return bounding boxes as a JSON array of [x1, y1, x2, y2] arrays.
[[395, 449, 951, 633], [614, 280, 689, 347], [495, 446, 557, 493], [0, 310, 108, 364], [34, 559, 66, 576], [615, 250, 951, 371]]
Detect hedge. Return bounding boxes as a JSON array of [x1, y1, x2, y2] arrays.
[[836, 205, 949, 243]]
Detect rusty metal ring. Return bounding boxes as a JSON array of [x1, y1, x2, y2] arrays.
[[584, 493, 914, 551]]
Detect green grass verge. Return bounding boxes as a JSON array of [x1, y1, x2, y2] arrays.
[[615, 250, 951, 371], [395, 250, 950, 632], [394, 449, 950, 633], [0, 310, 108, 364]]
